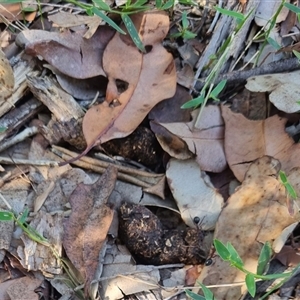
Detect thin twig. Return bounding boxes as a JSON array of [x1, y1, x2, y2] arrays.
[[52, 146, 163, 178], [51, 146, 162, 188], [194, 57, 300, 91], [0, 157, 58, 166]]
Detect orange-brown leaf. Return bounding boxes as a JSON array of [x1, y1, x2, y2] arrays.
[[82, 11, 176, 149]]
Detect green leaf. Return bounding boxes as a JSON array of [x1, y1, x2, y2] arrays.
[[214, 6, 245, 21], [257, 241, 272, 275], [210, 79, 227, 100], [183, 30, 197, 39], [284, 2, 300, 14], [226, 243, 244, 266], [279, 170, 288, 184], [286, 184, 297, 199], [0, 211, 14, 221], [161, 0, 174, 9], [260, 272, 292, 280], [121, 14, 146, 52], [155, 0, 162, 8], [197, 282, 215, 300], [214, 239, 231, 261], [179, 0, 197, 5], [267, 37, 281, 50], [92, 7, 126, 34], [185, 289, 206, 300], [293, 50, 300, 61], [17, 207, 29, 224], [93, 0, 111, 11], [279, 170, 298, 199], [182, 12, 189, 29], [181, 95, 205, 109], [245, 274, 256, 297], [130, 0, 148, 8]]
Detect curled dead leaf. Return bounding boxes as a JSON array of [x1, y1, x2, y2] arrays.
[[197, 156, 300, 299], [82, 11, 176, 151]]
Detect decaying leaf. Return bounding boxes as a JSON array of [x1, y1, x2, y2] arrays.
[[222, 105, 300, 182], [48, 12, 102, 39], [82, 11, 176, 150], [158, 105, 226, 173], [0, 49, 14, 103], [16, 26, 115, 79], [197, 156, 300, 299], [255, 1, 289, 26], [245, 71, 300, 113], [166, 158, 223, 230], [63, 166, 117, 295], [4, 277, 43, 300]]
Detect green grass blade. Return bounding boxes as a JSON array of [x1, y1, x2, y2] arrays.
[[181, 95, 205, 109], [245, 274, 256, 297], [226, 243, 244, 267], [210, 79, 227, 100], [197, 282, 215, 300], [92, 7, 126, 34], [93, 0, 111, 11], [284, 2, 300, 14], [267, 37, 281, 50], [185, 289, 206, 300], [293, 50, 300, 61], [257, 241, 272, 275], [214, 6, 245, 20], [161, 0, 174, 9], [214, 239, 231, 261], [121, 14, 145, 52], [0, 211, 14, 221]]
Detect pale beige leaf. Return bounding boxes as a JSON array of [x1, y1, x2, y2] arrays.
[[197, 156, 300, 300], [255, 0, 289, 26], [246, 71, 300, 113], [159, 105, 226, 172], [166, 158, 223, 230], [222, 105, 300, 181], [0, 49, 14, 103]]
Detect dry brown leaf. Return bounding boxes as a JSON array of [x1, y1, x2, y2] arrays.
[[150, 121, 194, 160], [48, 12, 102, 38], [149, 84, 192, 123], [82, 11, 176, 150], [222, 105, 300, 181], [245, 71, 300, 113], [197, 156, 300, 299], [63, 166, 117, 295], [5, 277, 43, 300], [0, 49, 14, 103], [166, 158, 223, 230], [158, 105, 226, 172], [0, 3, 36, 21], [16, 26, 115, 79]]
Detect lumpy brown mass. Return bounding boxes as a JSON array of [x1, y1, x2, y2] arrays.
[[118, 202, 208, 265]]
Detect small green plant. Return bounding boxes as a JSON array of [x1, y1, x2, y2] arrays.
[[170, 11, 197, 40], [0, 193, 85, 299], [182, 6, 253, 124], [182, 79, 226, 109], [186, 239, 299, 299]]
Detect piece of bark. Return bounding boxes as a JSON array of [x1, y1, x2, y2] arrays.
[[0, 98, 42, 143], [26, 75, 86, 149], [195, 57, 300, 91], [0, 54, 39, 118]]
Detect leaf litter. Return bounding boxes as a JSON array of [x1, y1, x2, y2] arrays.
[[1, 2, 300, 300]]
